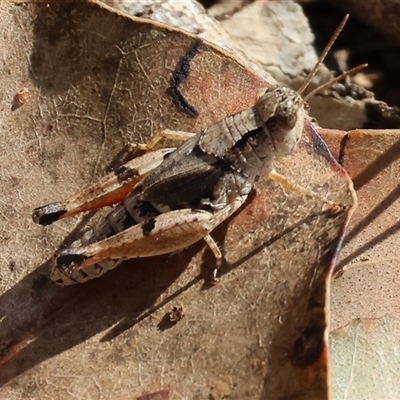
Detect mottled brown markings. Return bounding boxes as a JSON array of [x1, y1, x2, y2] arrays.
[[114, 165, 139, 184], [80, 270, 89, 279], [56, 252, 87, 270], [8, 260, 16, 272], [142, 217, 156, 236], [94, 264, 103, 273], [232, 127, 264, 152], [167, 39, 202, 117]]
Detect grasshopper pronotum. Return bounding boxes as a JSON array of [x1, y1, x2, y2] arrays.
[[33, 15, 363, 285]]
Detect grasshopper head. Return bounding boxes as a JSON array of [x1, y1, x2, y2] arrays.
[[256, 86, 304, 158]]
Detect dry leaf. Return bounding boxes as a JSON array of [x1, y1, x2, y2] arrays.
[[315, 128, 400, 398], [331, 129, 400, 324], [330, 316, 400, 400], [0, 1, 355, 399]]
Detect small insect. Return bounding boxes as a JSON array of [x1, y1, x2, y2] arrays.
[[158, 305, 185, 330], [166, 305, 185, 323], [33, 16, 363, 285]]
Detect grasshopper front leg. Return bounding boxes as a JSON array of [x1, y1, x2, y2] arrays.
[[128, 129, 197, 151]]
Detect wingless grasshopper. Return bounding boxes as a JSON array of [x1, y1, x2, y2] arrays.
[[33, 16, 363, 285]]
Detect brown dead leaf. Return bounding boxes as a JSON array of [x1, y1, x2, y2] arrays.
[[331, 129, 400, 328], [0, 1, 355, 399], [316, 127, 400, 398]]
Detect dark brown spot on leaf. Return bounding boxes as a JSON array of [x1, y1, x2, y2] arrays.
[[291, 325, 325, 367]]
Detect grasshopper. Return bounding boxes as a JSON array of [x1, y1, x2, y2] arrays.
[[33, 16, 362, 285]]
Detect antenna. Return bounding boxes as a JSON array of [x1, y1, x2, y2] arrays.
[[301, 63, 368, 104], [297, 14, 349, 95]]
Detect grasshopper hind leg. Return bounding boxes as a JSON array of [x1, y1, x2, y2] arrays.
[[32, 148, 174, 225]]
